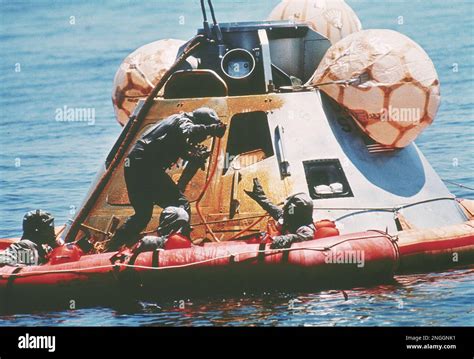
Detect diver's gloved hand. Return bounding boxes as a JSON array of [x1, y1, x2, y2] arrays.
[[187, 144, 211, 170], [245, 178, 283, 221], [244, 178, 266, 202], [207, 123, 227, 138], [270, 234, 295, 249]]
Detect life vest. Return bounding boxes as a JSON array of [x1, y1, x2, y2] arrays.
[[314, 220, 340, 239], [164, 233, 192, 250], [48, 243, 84, 265], [266, 219, 339, 239]]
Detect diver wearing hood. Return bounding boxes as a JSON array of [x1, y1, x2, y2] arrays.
[[107, 107, 226, 252], [134, 206, 192, 253], [0, 210, 58, 266], [245, 178, 315, 249]]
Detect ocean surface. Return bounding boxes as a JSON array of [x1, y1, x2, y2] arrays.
[[0, 0, 473, 326]]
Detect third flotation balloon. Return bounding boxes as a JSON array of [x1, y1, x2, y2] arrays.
[[309, 29, 441, 148], [268, 0, 362, 44]]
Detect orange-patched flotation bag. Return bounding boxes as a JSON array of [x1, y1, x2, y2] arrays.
[[308, 29, 440, 148]]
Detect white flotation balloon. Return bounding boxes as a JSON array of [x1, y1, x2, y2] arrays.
[[112, 39, 197, 126], [308, 29, 441, 148], [268, 0, 362, 44]]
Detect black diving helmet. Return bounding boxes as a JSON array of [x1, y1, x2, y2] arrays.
[[282, 193, 314, 232], [21, 209, 56, 247], [188, 107, 221, 126]]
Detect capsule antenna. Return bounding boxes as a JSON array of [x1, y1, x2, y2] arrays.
[[200, 0, 223, 44], [200, 0, 212, 39], [207, 0, 223, 43]]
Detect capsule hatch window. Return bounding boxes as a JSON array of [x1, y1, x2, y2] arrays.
[[303, 159, 353, 199], [223, 111, 274, 174]]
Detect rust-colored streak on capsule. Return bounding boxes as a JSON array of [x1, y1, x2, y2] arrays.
[[80, 94, 286, 242]]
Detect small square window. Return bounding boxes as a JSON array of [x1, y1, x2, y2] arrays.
[[303, 159, 353, 199]]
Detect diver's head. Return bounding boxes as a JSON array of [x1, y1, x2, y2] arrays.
[[189, 107, 221, 126], [21, 209, 57, 247], [282, 193, 314, 232], [157, 206, 191, 237]]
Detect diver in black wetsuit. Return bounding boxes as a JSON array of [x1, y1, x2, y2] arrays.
[[245, 178, 316, 249], [0, 210, 57, 266], [134, 206, 192, 253], [107, 107, 226, 251]]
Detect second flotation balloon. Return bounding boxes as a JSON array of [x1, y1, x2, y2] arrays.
[[268, 0, 362, 44], [309, 29, 441, 148], [112, 39, 197, 126]]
